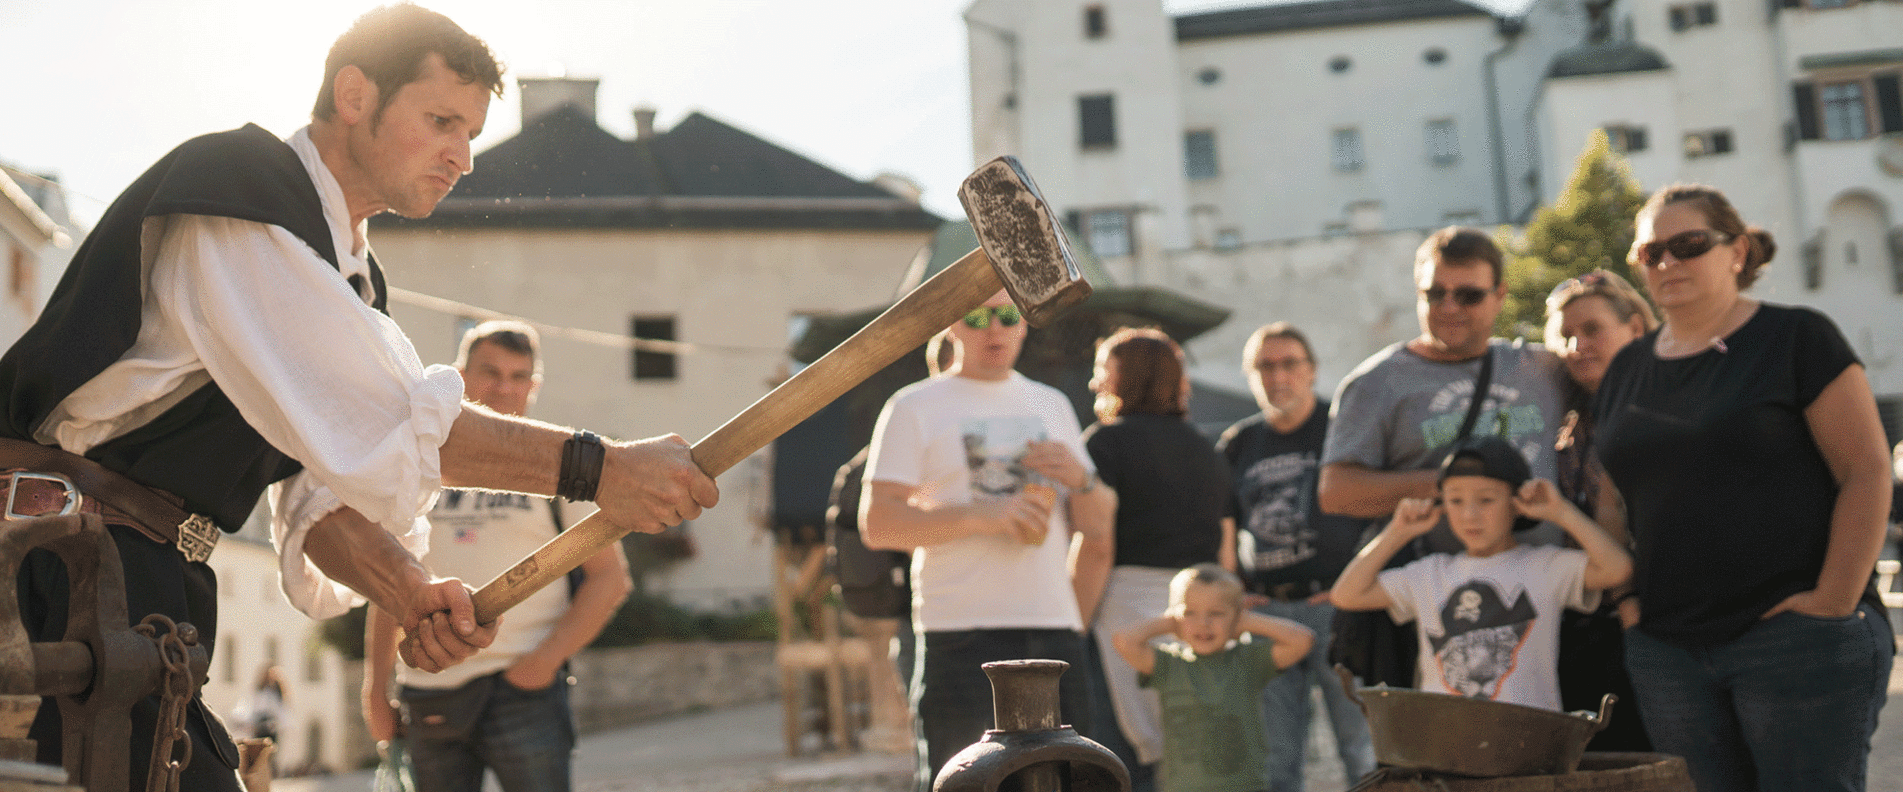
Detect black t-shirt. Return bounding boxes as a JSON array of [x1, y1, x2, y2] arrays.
[[1594, 304, 1857, 645], [1217, 403, 1369, 592], [1083, 413, 1231, 569]]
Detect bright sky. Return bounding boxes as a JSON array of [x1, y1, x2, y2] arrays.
[[1, 0, 1524, 226]]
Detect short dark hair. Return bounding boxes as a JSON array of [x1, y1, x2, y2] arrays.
[[312, 4, 506, 123], [1095, 327, 1187, 422], [1243, 322, 1315, 370], [1415, 226, 1504, 287], [456, 320, 539, 371]]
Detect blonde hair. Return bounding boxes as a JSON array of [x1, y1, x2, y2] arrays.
[[1167, 563, 1244, 615]]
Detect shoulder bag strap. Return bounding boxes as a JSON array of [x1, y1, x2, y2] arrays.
[[1454, 346, 1495, 442]]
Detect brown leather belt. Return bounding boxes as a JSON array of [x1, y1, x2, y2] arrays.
[[0, 437, 220, 563]]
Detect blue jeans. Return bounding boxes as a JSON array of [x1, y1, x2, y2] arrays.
[[1254, 600, 1377, 792], [914, 628, 1092, 792], [405, 672, 577, 792], [1623, 603, 1893, 792]]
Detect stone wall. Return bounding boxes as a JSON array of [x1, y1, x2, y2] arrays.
[[569, 641, 779, 731], [337, 641, 779, 769]]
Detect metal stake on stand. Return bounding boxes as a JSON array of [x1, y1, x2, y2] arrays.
[[933, 659, 1129, 792]]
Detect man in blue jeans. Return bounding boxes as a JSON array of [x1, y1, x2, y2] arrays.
[[363, 322, 634, 791], [863, 292, 1115, 791], [1217, 323, 1376, 791]]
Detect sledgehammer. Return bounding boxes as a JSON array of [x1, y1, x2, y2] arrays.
[[470, 156, 1091, 623]]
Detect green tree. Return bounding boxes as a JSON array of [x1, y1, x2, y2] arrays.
[[1495, 129, 1649, 339]]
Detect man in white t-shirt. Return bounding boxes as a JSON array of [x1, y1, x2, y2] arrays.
[[863, 290, 1115, 790], [363, 322, 633, 792]]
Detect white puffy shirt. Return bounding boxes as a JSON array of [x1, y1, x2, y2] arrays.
[[36, 126, 465, 618]]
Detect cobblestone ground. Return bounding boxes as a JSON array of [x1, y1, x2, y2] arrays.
[[280, 655, 1903, 792]]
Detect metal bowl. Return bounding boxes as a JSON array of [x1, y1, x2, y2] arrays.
[[1335, 665, 1614, 777]]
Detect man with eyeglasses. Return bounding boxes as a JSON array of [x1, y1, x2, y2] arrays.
[[863, 290, 1115, 791], [1216, 322, 1376, 792], [1319, 227, 1566, 550]]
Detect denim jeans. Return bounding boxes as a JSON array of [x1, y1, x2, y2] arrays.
[[1623, 602, 1893, 792], [914, 628, 1092, 792], [406, 672, 577, 792], [1254, 600, 1377, 792]]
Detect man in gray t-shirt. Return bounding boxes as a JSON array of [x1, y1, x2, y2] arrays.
[[1320, 228, 1565, 549]]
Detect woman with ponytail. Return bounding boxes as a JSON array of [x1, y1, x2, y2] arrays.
[[1592, 184, 1894, 791]]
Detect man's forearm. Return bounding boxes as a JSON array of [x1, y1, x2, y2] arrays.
[[439, 402, 565, 493], [1317, 463, 1438, 518], [305, 507, 432, 618], [1067, 487, 1116, 626]]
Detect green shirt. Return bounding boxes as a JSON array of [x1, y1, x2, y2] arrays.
[[1143, 636, 1282, 792]]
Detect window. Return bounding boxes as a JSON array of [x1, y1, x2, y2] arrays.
[[1214, 229, 1242, 251], [1669, 2, 1718, 30], [1794, 75, 1903, 141], [1683, 129, 1733, 158], [1332, 128, 1364, 172], [1197, 67, 1221, 86], [1083, 5, 1107, 39], [1082, 209, 1133, 257], [1821, 82, 1870, 140], [1605, 125, 1649, 153], [1425, 119, 1459, 164], [1328, 56, 1352, 74], [1423, 48, 1447, 65], [1184, 130, 1219, 180], [631, 316, 677, 381], [1079, 95, 1116, 148]]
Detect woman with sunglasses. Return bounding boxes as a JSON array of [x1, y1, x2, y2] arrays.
[[1541, 269, 1656, 752], [1081, 327, 1233, 790], [1592, 184, 1894, 791]]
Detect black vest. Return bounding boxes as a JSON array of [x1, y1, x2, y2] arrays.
[[0, 124, 388, 530]]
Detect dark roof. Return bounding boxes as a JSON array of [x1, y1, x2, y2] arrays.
[[1547, 41, 1670, 79], [1175, 0, 1492, 40], [375, 105, 939, 231]]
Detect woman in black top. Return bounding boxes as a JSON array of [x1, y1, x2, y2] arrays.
[[1542, 269, 1655, 752], [1594, 184, 1893, 792], [1082, 327, 1231, 787]]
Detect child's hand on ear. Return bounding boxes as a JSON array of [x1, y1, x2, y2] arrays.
[[1513, 478, 1577, 524], [1388, 497, 1442, 539]]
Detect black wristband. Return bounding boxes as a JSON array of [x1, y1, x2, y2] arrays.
[[557, 430, 605, 502]]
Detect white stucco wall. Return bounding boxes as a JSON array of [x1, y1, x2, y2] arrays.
[[372, 225, 931, 611]]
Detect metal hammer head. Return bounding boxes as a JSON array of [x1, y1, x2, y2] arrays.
[[957, 157, 1092, 328]]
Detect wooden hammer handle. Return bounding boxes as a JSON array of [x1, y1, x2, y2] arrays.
[[472, 247, 1004, 623]]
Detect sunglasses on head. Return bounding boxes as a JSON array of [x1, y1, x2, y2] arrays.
[[962, 305, 1023, 329], [1633, 229, 1731, 267], [1547, 271, 1608, 301], [1420, 285, 1491, 307]]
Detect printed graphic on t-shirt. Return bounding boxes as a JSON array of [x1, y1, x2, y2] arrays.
[[1239, 451, 1319, 571], [962, 416, 1044, 498], [1420, 381, 1548, 463], [1426, 579, 1535, 700], [430, 490, 537, 543]]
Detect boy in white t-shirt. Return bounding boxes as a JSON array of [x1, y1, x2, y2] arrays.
[[1330, 436, 1631, 710]]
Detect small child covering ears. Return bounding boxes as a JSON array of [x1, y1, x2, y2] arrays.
[[1114, 563, 1314, 792], [1330, 436, 1632, 711]]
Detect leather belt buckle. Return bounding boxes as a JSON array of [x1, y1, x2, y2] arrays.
[[5, 471, 81, 519], [176, 513, 219, 563]]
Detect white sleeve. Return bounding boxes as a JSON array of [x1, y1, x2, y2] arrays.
[[150, 214, 465, 531], [1378, 562, 1423, 625], [268, 472, 433, 619], [866, 394, 922, 487], [1549, 547, 1601, 613]]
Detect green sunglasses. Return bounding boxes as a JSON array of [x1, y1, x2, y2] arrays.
[[962, 305, 1023, 329]]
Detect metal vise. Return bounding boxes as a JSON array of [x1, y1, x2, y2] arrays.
[[1, 512, 207, 792], [933, 660, 1129, 792]]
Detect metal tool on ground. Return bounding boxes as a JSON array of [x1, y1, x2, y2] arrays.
[[471, 156, 1091, 623], [932, 660, 1127, 792]]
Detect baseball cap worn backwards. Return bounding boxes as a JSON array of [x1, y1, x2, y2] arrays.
[[1439, 436, 1539, 532]]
